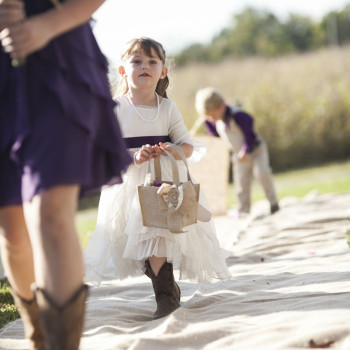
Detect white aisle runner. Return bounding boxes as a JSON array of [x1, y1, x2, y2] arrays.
[[1, 192, 350, 350]]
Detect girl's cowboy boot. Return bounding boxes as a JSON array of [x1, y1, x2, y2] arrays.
[[34, 284, 88, 350], [10, 290, 46, 350], [144, 260, 181, 319]]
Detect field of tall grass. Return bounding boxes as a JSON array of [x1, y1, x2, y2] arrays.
[[168, 46, 350, 172]]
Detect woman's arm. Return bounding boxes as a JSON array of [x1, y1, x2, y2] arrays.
[[0, 0, 105, 59]]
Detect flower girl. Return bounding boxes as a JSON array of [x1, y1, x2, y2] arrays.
[[84, 37, 231, 319]]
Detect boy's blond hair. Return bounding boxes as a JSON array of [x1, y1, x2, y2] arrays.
[[195, 87, 225, 115]]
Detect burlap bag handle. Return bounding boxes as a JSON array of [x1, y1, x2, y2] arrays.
[[159, 148, 181, 184], [164, 143, 212, 223], [161, 143, 193, 183], [145, 146, 180, 186], [150, 143, 192, 185]]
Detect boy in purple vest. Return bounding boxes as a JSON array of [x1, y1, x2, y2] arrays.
[[195, 87, 279, 217]]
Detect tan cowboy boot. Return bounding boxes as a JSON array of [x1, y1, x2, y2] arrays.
[[34, 284, 88, 350], [144, 260, 181, 319], [10, 290, 46, 350]]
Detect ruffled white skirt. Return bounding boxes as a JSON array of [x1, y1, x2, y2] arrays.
[[84, 153, 232, 286]]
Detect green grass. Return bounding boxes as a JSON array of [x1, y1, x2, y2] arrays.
[[0, 280, 19, 329]]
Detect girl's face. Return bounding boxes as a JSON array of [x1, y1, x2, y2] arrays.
[[119, 48, 167, 92]]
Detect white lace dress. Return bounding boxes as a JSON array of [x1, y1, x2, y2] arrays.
[[84, 95, 231, 285]]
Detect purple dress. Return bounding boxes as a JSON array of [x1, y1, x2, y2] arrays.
[[0, 0, 132, 207]]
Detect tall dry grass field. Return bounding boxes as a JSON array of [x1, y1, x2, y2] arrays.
[[168, 46, 350, 171]]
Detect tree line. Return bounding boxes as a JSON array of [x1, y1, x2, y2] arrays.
[[175, 5, 350, 66]]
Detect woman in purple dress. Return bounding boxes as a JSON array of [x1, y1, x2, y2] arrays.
[[0, 0, 131, 348]]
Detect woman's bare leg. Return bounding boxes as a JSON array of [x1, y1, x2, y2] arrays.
[[0, 206, 35, 299], [23, 185, 84, 305]]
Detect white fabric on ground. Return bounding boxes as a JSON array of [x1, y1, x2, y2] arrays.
[[1, 192, 350, 350]]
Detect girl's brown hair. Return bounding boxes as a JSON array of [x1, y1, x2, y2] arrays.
[[113, 37, 170, 98]]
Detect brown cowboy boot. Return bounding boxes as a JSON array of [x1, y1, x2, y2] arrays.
[[10, 290, 46, 350], [34, 284, 88, 350], [144, 260, 181, 320]]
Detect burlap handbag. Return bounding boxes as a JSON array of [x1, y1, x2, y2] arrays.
[[137, 144, 211, 233]]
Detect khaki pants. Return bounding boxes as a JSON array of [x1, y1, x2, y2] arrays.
[[233, 140, 278, 214]]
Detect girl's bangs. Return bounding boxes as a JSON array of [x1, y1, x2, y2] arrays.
[[125, 39, 165, 62]]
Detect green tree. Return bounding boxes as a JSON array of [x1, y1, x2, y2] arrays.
[[210, 8, 288, 57], [175, 43, 210, 66], [321, 5, 350, 46], [174, 4, 350, 66], [283, 14, 324, 52]]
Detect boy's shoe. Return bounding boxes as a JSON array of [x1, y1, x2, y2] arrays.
[[270, 203, 280, 214]]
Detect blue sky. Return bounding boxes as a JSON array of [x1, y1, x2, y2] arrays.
[[93, 0, 349, 64]]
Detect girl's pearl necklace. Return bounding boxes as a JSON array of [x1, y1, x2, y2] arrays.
[[128, 92, 159, 123]]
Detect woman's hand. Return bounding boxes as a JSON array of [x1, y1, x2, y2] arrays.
[[0, 0, 25, 31], [0, 0, 107, 59], [1, 15, 53, 59], [0, 0, 54, 60]]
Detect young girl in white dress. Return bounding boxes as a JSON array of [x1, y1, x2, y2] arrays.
[[84, 37, 231, 319]]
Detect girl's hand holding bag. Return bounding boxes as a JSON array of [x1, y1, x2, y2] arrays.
[[137, 143, 211, 233]]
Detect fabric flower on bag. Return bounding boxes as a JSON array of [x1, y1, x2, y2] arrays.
[[157, 183, 184, 210]]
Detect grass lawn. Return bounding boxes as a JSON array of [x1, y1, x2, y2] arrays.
[[0, 280, 19, 329], [1, 159, 350, 330]]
